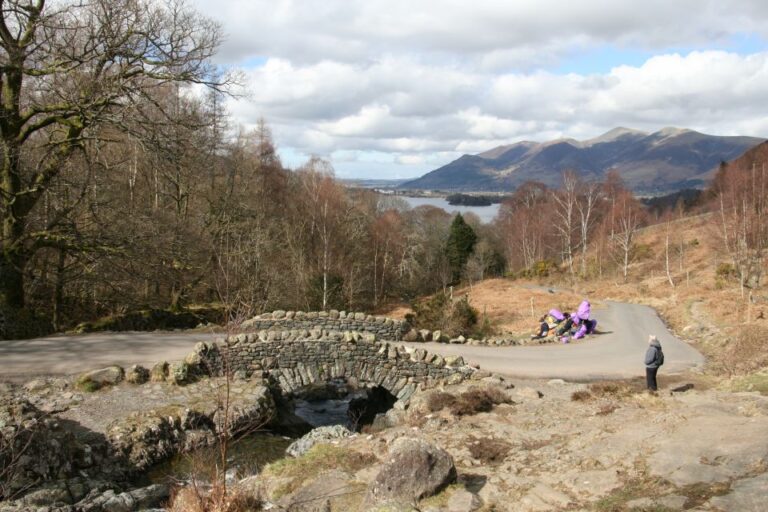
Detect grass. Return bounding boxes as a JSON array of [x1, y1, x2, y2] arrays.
[[262, 443, 377, 499], [418, 483, 463, 510], [592, 475, 672, 511], [74, 376, 101, 393], [721, 370, 768, 395], [678, 481, 731, 509]]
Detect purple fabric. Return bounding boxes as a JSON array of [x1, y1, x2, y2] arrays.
[[548, 308, 565, 321], [576, 300, 591, 320], [573, 323, 588, 339]]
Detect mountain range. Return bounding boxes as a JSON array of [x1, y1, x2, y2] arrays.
[[400, 127, 765, 193]]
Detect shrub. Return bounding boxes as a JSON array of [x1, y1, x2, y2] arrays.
[[514, 259, 559, 279], [588, 380, 644, 399], [630, 243, 653, 261], [468, 437, 511, 464], [473, 311, 497, 339], [167, 484, 264, 512], [427, 391, 457, 412], [720, 325, 768, 376], [449, 387, 512, 416], [715, 262, 737, 280], [570, 390, 592, 401], [410, 292, 479, 337], [448, 296, 478, 336]]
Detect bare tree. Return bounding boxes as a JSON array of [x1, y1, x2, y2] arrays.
[[714, 160, 768, 297], [576, 181, 600, 276], [609, 191, 645, 282], [0, 0, 228, 310], [552, 171, 579, 275]]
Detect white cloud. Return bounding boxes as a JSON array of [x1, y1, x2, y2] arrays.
[[192, 0, 768, 177]]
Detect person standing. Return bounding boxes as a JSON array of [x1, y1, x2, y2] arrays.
[[644, 335, 664, 392]]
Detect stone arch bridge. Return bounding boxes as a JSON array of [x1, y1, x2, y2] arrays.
[[188, 336, 471, 405]]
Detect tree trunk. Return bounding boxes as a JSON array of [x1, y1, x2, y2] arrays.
[[0, 252, 25, 309], [52, 249, 66, 330]]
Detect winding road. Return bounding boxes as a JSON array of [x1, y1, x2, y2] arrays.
[[403, 300, 705, 380], [0, 301, 705, 382]]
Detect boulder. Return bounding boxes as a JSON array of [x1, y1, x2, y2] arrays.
[[76, 484, 170, 512], [367, 437, 456, 505], [419, 329, 432, 342], [23, 378, 48, 392], [79, 366, 124, 387], [403, 329, 421, 342], [125, 365, 149, 385], [444, 355, 465, 368], [286, 425, 354, 458], [150, 361, 168, 382], [168, 361, 190, 385], [432, 330, 446, 343]]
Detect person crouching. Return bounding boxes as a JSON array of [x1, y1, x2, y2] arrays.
[[532, 310, 570, 339]]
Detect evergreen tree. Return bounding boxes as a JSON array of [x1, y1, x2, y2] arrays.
[[446, 214, 478, 283]]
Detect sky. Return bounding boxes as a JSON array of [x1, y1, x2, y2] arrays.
[[191, 0, 768, 179]]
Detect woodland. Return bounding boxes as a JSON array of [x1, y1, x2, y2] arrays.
[[1, 0, 765, 338]]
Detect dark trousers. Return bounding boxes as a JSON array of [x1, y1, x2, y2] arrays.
[[646, 367, 659, 391], [557, 318, 574, 335]]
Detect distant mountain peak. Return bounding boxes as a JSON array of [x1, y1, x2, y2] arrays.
[[656, 126, 692, 137], [584, 127, 648, 146], [399, 126, 765, 194]]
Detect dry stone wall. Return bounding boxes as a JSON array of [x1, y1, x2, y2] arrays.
[[195, 338, 471, 404], [241, 310, 410, 341]]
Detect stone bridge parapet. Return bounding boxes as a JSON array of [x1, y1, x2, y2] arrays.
[[192, 337, 471, 404], [241, 310, 410, 341]]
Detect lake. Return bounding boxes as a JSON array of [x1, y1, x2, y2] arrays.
[[398, 196, 501, 223]]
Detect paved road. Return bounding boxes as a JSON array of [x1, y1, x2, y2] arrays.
[[0, 301, 705, 382], [0, 330, 216, 381], [403, 300, 705, 380]]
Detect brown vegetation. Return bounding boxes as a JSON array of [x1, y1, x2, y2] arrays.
[[467, 436, 511, 465], [426, 387, 512, 416], [167, 485, 263, 512]]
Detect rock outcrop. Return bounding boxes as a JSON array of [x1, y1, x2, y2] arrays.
[[367, 437, 456, 506], [286, 425, 354, 458]]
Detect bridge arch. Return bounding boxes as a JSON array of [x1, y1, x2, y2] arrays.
[[190, 338, 470, 405]]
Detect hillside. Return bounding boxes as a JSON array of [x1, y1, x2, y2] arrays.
[[401, 127, 764, 193]]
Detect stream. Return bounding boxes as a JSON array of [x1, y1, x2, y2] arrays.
[[144, 380, 392, 485]]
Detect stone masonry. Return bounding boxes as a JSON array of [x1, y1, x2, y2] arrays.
[[193, 338, 471, 404], [241, 310, 410, 341]]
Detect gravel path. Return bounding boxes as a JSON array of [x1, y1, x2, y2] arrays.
[[0, 301, 705, 382]]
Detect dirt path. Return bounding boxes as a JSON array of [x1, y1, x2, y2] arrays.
[[0, 300, 705, 382], [402, 300, 705, 380]]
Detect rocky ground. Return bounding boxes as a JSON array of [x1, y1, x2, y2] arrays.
[[3, 368, 768, 511], [255, 376, 768, 512]]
